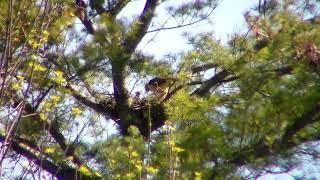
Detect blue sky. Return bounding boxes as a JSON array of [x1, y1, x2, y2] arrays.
[[135, 0, 256, 58]]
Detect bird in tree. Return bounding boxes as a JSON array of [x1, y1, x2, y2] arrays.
[[145, 77, 175, 100]]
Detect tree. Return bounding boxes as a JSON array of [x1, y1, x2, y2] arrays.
[[0, 0, 319, 179]]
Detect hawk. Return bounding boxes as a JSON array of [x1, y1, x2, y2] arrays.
[[145, 77, 174, 100]]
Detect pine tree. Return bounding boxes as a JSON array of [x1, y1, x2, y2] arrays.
[[0, 0, 319, 179]]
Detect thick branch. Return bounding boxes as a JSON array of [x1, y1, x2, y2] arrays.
[[0, 134, 96, 179], [191, 63, 218, 74], [210, 102, 320, 178], [227, 102, 320, 168], [23, 103, 84, 167], [75, 0, 95, 34], [192, 70, 231, 96], [281, 103, 320, 148], [190, 64, 292, 97], [89, 0, 106, 15], [111, 60, 132, 133], [0, 134, 59, 175], [164, 81, 203, 101], [123, 0, 160, 53], [16, 100, 99, 178], [107, 0, 130, 17], [66, 84, 115, 118]]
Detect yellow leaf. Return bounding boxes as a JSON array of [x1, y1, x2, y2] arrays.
[[67, 156, 74, 161], [146, 166, 158, 174], [168, 140, 175, 146], [94, 171, 102, 177], [31, 54, 37, 60], [173, 147, 185, 153], [12, 83, 22, 90], [44, 147, 55, 154], [50, 95, 61, 104], [129, 159, 135, 164], [34, 64, 47, 72], [32, 42, 42, 49], [265, 135, 274, 146], [71, 107, 82, 116], [42, 30, 49, 36], [42, 36, 48, 42], [257, 47, 270, 59], [54, 70, 64, 78], [125, 172, 134, 178], [135, 164, 142, 171], [17, 74, 24, 81], [39, 113, 46, 121], [28, 39, 34, 46], [79, 165, 92, 176], [131, 151, 139, 158], [195, 171, 202, 180], [53, 70, 66, 84]]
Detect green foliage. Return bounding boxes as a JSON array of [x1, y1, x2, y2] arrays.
[[93, 133, 148, 179]]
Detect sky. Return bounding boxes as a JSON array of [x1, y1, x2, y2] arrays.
[[135, 0, 256, 58]]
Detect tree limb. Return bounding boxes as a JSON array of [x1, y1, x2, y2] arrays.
[[107, 0, 130, 17], [192, 70, 231, 96], [220, 102, 320, 172], [89, 0, 106, 15], [22, 103, 84, 166], [66, 84, 116, 118], [123, 0, 160, 54], [191, 63, 218, 74], [146, 4, 218, 33], [164, 81, 203, 101], [75, 0, 95, 34], [281, 103, 320, 148], [0, 134, 98, 179]]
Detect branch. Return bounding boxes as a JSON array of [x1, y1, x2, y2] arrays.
[[19, 101, 99, 178], [0, 134, 59, 175], [34, 85, 54, 110], [66, 84, 116, 118], [164, 81, 203, 101], [305, 15, 320, 23], [89, 0, 106, 15], [110, 60, 132, 133], [281, 103, 320, 148], [123, 0, 160, 53], [192, 70, 231, 96], [146, 5, 218, 33], [106, 1, 161, 133], [107, 0, 130, 17], [22, 103, 83, 166], [191, 63, 218, 74], [186, 63, 291, 98], [209, 102, 320, 178], [75, 0, 95, 34], [223, 102, 320, 169], [189, 64, 293, 98], [0, 134, 96, 179]]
